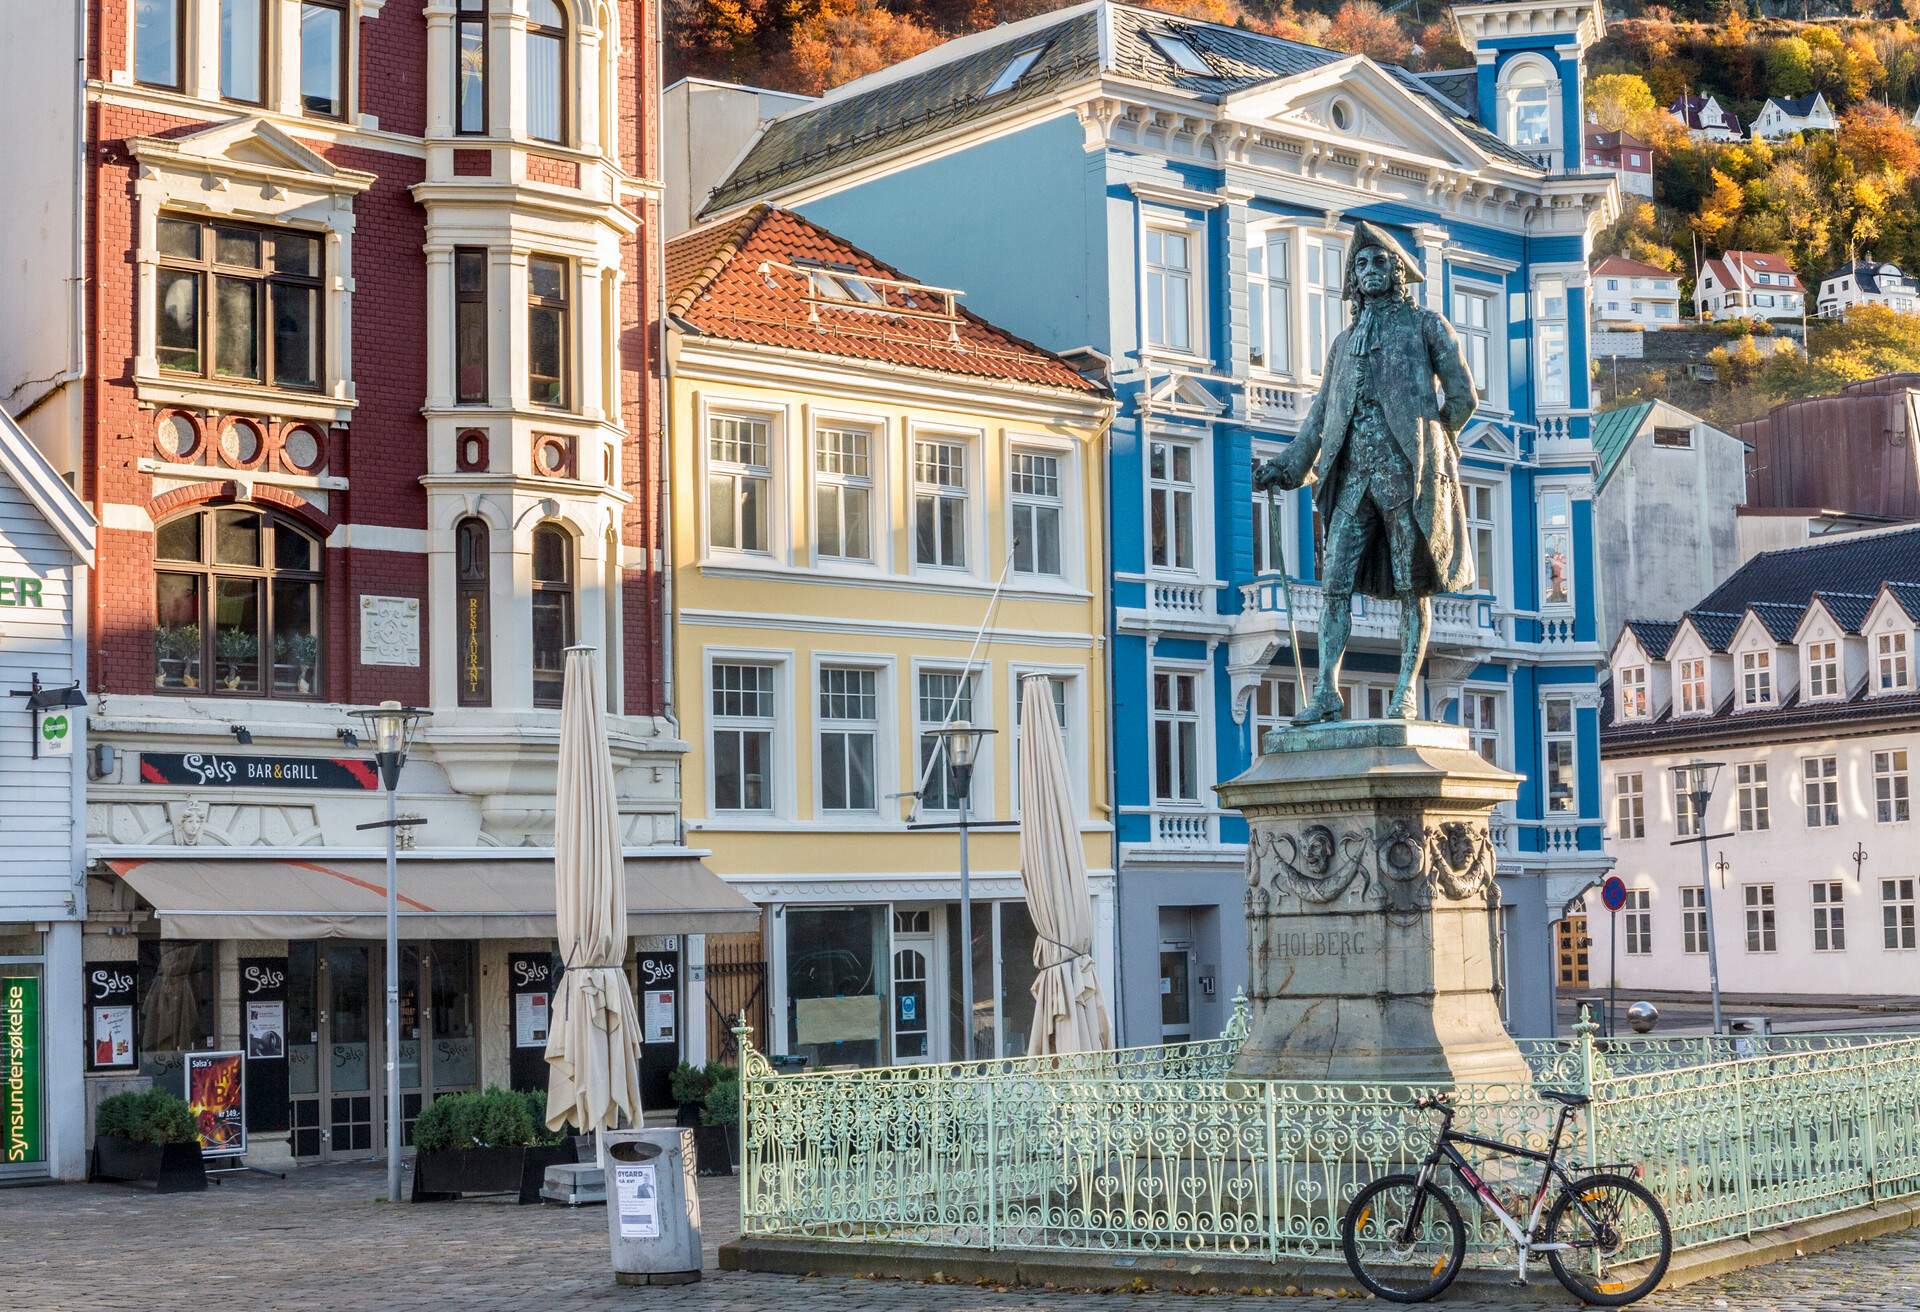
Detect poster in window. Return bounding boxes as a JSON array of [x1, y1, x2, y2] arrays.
[[185, 1050, 247, 1158], [643, 990, 675, 1045], [515, 989, 550, 1049], [246, 1001, 286, 1059], [85, 961, 138, 1071]]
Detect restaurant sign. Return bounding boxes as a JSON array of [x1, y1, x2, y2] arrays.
[[139, 752, 380, 790]]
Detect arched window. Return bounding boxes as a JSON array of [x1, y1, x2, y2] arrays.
[[154, 505, 323, 698], [531, 523, 574, 706], [456, 517, 491, 707], [1500, 59, 1556, 153], [527, 0, 567, 145]]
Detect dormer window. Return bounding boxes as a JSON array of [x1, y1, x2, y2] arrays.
[[985, 47, 1043, 96], [1740, 650, 1772, 708], [1617, 665, 1648, 720], [1806, 639, 1841, 699], [1147, 32, 1212, 76], [1879, 631, 1912, 692], [1678, 657, 1709, 714]]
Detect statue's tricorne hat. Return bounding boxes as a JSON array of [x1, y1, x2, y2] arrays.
[[1345, 219, 1425, 285]]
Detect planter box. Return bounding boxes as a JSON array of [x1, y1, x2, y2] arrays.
[[695, 1124, 737, 1178], [675, 1102, 703, 1129], [90, 1134, 207, 1194], [411, 1143, 577, 1204]]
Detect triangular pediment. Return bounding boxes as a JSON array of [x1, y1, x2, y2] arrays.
[[1459, 420, 1517, 460], [1221, 58, 1491, 172], [1145, 372, 1226, 417], [131, 118, 375, 195]]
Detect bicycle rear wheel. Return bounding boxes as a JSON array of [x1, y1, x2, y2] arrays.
[[1340, 1173, 1466, 1304], [1544, 1172, 1672, 1306]]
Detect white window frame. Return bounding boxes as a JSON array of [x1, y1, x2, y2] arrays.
[[1147, 434, 1202, 576], [1875, 748, 1910, 824], [1251, 442, 1297, 577], [1673, 770, 1702, 838], [1614, 771, 1644, 840], [705, 649, 791, 821], [1740, 648, 1773, 709], [1450, 280, 1497, 405], [1538, 486, 1575, 613], [1812, 880, 1846, 952], [1736, 761, 1769, 832], [700, 399, 785, 562], [1885, 877, 1918, 950], [1624, 888, 1651, 955], [1150, 660, 1208, 807], [1541, 692, 1577, 816], [1678, 655, 1710, 716], [1804, 754, 1840, 828], [1245, 222, 1293, 376], [1534, 272, 1571, 408], [1616, 664, 1648, 721], [1682, 885, 1708, 955], [809, 414, 883, 570], [909, 428, 978, 577], [812, 655, 891, 821], [1463, 479, 1504, 600], [1143, 215, 1206, 359], [1461, 686, 1507, 768], [1009, 665, 1082, 817], [1007, 436, 1076, 585], [1805, 638, 1842, 700], [1499, 54, 1560, 157], [912, 662, 989, 819], [1744, 883, 1777, 953], [1303, 230, 1348, 379], [1253, 674, 1297, 754], [1878, 630, 1912, 693]]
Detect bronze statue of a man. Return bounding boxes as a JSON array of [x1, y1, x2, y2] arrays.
[[1253, 221, 1477, 724]]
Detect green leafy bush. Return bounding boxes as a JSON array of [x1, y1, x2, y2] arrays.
[[412, 1087, 539, 1153], [519, 1088, 571, 1146], [702, 1076, 740, 1127], [668, 1061, 710, 1106], [95, 1089, 196, 1145]]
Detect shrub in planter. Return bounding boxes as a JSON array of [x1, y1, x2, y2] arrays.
[[92, 1090, 205, 1193], [669, 1062, 710, 1127], [412, 1088, 573, 1204], [696, 1073, 741, 1178]]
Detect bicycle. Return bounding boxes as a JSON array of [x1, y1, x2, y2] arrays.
[[1339, 1088, 1672, 1305]]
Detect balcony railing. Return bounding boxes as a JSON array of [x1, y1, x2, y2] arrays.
[[1147, 579, 1216, 620], [1148, 807, 1218, 849], [1235, 575, 1499, 651], [1242, 376, 1315, 426]]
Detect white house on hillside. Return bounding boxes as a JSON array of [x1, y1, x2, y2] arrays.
[[1671, 93, 1742, 142], [1696, 251, 1804, 324], [1818, 260, 1919, 318], [1584, 128, 1653, 198], [1751, 92, 1835, 141], [1593, 255, 1681, 329]]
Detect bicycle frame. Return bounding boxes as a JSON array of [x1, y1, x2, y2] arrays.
[[1407, 1101, 1590, 1286]]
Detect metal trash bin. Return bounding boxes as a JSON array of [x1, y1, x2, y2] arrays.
[[604, 1129, 701, 1286]]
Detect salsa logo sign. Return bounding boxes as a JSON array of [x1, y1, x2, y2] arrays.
[[3, 977, 41, 1165], [139, 752, 380, 790]]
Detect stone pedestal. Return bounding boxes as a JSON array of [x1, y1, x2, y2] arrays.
[[1216, 719, 1529, 1086]]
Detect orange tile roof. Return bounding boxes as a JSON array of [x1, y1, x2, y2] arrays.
[[1593, 255, 1678, 281], [666, 205, 1101, 394]]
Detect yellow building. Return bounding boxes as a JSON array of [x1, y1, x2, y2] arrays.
[[665, 206, 1115, 1066]]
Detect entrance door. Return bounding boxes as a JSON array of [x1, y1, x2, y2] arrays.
[[1557, 915, 1591, 989], [891, 909, 934, 1064], [1159, 943, 1193, 1041], [323, 945, 378, 1158]]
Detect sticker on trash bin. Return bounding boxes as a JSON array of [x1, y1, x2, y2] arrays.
[[615, 1162, 661, 1239]]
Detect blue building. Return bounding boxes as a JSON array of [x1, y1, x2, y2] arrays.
[[698, 0, 1619, 1042]]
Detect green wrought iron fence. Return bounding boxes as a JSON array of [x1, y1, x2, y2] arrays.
[[736, 1008, 1920, 1267]]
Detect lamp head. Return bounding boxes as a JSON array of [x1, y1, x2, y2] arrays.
[[944, 720, 980, 770], [1671, 757, 1723, 803], [347, 701, 430, 780]]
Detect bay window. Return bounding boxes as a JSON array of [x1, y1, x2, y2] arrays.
[[1010, 448, 1063, 578], [456, 0, 488, 134], [455, 248, 488, 403], [531, 523, 573, 707], [1542, 694, 1576, 814], [527, 0, 568, 144], [1247, 228, 1291, 373], [153, 506, 323, 699], [1305, 235, 1345, 373], [1464, 482, 1498, 595], [707, 413, 771, 554], [1538, 488, 1572, 609], [300, 0, 347, 118], [1451, 286, 1493, 400], [1535, 275, 1569, 407], [1148, 439, 1196, 572], [156, 216, 322, 391], [528, 255, 569, 407]]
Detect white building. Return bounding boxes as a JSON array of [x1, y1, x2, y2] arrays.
[[1583, 128, 1653, 198], [0, 408, 96, 1181], [1751, 92, 1835, 142], [1598, 525, 1920, 998], [1695, 251, 1804, 324], [1670, 94, 1743, 143], [1592, 255, 1682, 329], [1817, 260, 1919, 318]]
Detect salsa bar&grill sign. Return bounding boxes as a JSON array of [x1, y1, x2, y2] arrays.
[[139, 752, 381, 790]]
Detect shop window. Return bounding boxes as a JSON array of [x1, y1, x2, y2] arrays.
[[455, 0, 488, 134], [455, 517, 490, 707], [137, 941, 217, 1089], [786, 906, 883, 1067], [527, 0, 568, 144], [156, 215, 323, 391], [153, 506, 323, 698], [300, 0, 348, 118], [531, 523, 574, 707]]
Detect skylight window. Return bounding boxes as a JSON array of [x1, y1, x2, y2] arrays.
[[1147, 31, 1212, 76], [986, 47, 1043, 96]]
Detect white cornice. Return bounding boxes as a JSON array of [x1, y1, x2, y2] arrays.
[[678, 606, 1097, 648]]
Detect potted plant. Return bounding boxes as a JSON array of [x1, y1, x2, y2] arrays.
[[155, 624, 200, 689], [216, 627, 257, 690], [274, 631, 320, 694], [410, 1086, 578, 1204], [91, 1089, 206, 1193], [669, 1061, 711, 1128], [697, 1064, 740, 1177]]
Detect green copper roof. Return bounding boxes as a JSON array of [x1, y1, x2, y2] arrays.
[[1592, 400, 1653, 489]]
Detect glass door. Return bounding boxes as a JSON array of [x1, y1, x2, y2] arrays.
[[323, 944, 377, 1159], [890, 909, 932, 1064], [1159, 944, 1193, 1042]]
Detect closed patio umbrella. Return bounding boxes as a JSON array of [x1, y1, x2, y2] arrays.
[[1017, 675, 1112, 1055], [546, 646, 644, 1136]]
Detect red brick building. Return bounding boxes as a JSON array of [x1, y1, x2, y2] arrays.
[[1, 0, 751, 1166]]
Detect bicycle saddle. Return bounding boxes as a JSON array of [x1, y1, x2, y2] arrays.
[[1539, 1089, 1589, 1107]]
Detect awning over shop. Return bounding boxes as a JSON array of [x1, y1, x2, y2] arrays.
[[102, 853, 760, 940]]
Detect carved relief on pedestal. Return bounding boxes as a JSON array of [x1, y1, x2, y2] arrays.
[[1244, 811, 1501, 930]]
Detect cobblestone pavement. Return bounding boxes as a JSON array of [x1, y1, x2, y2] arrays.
[[10, 1163, 1917, 1310]]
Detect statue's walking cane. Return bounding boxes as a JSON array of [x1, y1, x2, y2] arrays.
[[1265, 482, 1310, 712]]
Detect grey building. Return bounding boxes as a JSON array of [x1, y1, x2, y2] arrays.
[[1593, 400, 1748, 650], [663, 79, 814, 236]]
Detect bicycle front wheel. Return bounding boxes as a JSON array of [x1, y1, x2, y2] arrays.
[[1544, 1172, 1672, 1306], [1340, 1173, 1466, 1304]]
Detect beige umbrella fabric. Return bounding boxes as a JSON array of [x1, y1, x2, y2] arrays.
[[1017, 675, 1113, 1055], [545, 646, 644, 1134]]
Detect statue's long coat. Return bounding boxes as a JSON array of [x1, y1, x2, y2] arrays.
[[1276, 297, 1478, 601]]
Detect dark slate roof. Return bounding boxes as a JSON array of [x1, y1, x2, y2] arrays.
[[1888, 581, 1920, 622], [703, 2, 1542, 215], [1698, 525, 1920, 615], [1811, 590, 1876, 633], [1749, 600, 1808, 642], [1819, 260, 1913, 297], [1592, 401, 1652, 488], [1684, 610, 1743, 652], [1624, 618, 1678, 659], [1606, 680, 1920, 754], [1767, 92, 1824, 118], [1412, 68, 1477, 115]]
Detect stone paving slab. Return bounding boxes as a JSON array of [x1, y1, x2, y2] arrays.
[[6, 1161, 1917, 1310]]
